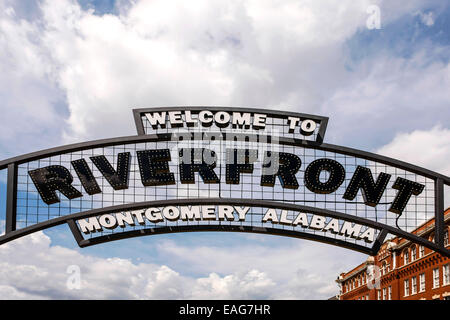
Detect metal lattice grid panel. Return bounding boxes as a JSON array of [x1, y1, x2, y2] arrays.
[[15, 139, 435, 235]]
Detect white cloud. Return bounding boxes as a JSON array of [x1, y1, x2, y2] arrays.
[[0, 231, 273, 299], [322, 52, 450, 148], [0, 0, 447, 153], [0, 220, 4, 236], [0, 285, 44, 299], [36, 0, 375, 142], [1, 0, 449, 300], [0, 1, 67, 158], [376, 126, 450, 177], [417, 11, 435, 26], [375, 126, 450, 209], [0, 231, 366, 299], [148, 237, 366, 299], [191, 270, 275, 300]]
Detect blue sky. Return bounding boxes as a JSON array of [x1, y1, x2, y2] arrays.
[[79, 0, 117, 14], [347, 4, 450, 63], [0, 0, 449, 299]]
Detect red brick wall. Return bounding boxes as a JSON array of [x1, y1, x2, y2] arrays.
[[338, 211, 449, 300]]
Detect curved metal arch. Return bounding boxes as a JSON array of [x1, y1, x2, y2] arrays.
[[0, 198, 448, 257], [132, 106, 330, 141], [77, 225, 375, 254], [0, 124, 448, 254], [0, 132, 449, 184]]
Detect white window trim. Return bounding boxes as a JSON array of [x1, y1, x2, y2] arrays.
[[419, 245, 425, 258], [411, 277, 417, 295], [443, 264, 450, 286], [411, 247, 417, 261], [419, 273, 426, 293], [404, 279, 409, 297], [433, 268, 440, 289]]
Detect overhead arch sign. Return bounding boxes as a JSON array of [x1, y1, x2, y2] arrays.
[[0, 107, 448, 257]]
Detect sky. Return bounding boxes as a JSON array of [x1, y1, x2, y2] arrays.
[[0, 0, 449, 299]]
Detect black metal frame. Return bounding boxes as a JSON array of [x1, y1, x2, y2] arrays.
[[67, 198, 446, 256], [0, 107, 448, 257], [132, 106, 329, 143]]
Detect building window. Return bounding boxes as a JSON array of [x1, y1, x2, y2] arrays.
[[411, 277, 417, 295], [419, 245, 425, 258], [388, 286, 392, 300], [404, 279, 409, 297], [433, 268, 440, 288], [419, 273, 426, 292], [383, 287, 387, 300], [377, 290, 381, 300], [444, 230, 449, 246], [404, 250, 409, 265], [443, 264, 449, 286], [411, 246, 417, 261], [366, 294, 369, 300]]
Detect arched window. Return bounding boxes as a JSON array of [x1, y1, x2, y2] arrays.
[[404, 249, 410, 265], [444, 229, 449, 246], [430, 233, 435, 243], [411, 245, 417, 261], [419, 245, 425, 258]]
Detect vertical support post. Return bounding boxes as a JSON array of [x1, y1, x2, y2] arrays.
[[5, 163, 18, 234], [434, 178, 444, 248], [67, 219, 84, 245], [316, 118, 328, 144], [133, 111, 146, 135], [371, 229, 388, 255]]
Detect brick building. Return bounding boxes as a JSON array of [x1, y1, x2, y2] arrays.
[[336, 208, 450, 300]]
